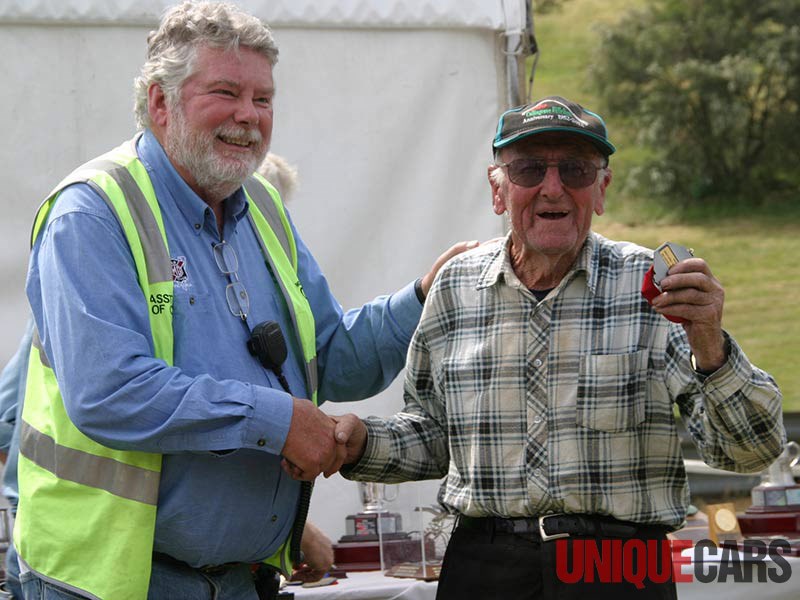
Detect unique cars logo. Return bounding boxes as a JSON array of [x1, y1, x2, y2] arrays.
[[555, 538, 792, 588]]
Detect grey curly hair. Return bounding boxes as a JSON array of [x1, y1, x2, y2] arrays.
[[133, 1, 279, 129]]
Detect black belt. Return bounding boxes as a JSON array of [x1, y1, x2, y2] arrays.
[[152, 552, 244, 576], [458, 514, 667, 541]]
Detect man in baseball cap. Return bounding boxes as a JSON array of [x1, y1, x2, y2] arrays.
[[330, 96, 783, 599]]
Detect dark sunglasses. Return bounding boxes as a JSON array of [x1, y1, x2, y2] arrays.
[[495, 158, 604, 189]]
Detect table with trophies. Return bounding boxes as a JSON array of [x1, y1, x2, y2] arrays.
[[290, 481, 441, 599], [328, 482, 442, 576], [673, 442, 800, 598], [292, 445, 800, 599]]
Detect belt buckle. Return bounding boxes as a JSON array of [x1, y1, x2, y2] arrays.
[[538, 514, 570, 542]]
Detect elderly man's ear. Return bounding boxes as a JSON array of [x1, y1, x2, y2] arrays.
[[488, 166, 507, 216]]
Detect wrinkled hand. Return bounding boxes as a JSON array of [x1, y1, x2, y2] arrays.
[[419, 240, 480, 297], [280, 398, 348, 481], [650, 257, 727, 370], [292, 521, 334, 583], [331, 414, 368, 466]]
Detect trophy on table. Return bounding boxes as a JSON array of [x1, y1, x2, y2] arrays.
[[333, 482, 423, 571], [738, 441, 800, 541], [340, 483, 405, 542]]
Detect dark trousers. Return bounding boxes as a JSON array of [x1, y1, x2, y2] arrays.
[[436, 520, 678, 600]]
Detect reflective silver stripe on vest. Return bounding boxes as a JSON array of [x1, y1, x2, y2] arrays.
[[243, 177, 293, 260], [88, 160, 172, 284], [307, 357, 318, 398], [251, 229, 319, 396], [31, 328, 50, 369], [19, 421, 159, 506], [243, 178, 318, 397], [31, 158, 124, 248], [36, 158, 172, 285]]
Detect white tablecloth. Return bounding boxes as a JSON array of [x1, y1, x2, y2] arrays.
[[290, 571, 437, 600]]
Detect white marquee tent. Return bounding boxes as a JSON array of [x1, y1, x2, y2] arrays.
[[0, 0, 532, 540]]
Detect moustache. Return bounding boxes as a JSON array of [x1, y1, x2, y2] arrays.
[[215, 126, 263, 147]]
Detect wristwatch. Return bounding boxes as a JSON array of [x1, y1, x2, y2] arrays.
[[414, 277, 426, 304], [690, 353, 716, 377], [690, 338, 730, 376]]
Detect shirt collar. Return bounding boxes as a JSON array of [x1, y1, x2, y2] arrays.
[[136, 129, 251, 235], [477, 231, 599, 296]]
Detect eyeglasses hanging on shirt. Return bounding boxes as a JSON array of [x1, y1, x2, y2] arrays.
[[213, 242, 311, 563], [212, 240, 250, 320]]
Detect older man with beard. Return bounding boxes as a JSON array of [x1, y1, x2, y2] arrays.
[[14, 3, 474, 599]]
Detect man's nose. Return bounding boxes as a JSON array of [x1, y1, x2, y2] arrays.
[[233, 97, 259, 125], [539, 164, 564, 196]]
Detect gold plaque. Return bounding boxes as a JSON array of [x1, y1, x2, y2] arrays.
[[714, 508, 737, 531], [706, 502, 742, 546], [385, 561, 441, 581]]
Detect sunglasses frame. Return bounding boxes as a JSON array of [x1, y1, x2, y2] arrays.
[[495, 157, 605, 189]]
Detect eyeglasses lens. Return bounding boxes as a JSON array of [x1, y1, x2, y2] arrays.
[[213, 241, 249, 320], [226, 281, 250, 319], [213, 242, 238, 274], [507, 159, 598, 189]]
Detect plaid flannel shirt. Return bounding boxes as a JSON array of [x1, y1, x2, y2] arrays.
[[347, 232, 784, 528]]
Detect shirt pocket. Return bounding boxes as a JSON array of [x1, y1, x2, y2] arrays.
[[171, 287, 213, 325], [576, 350, 647, 432]]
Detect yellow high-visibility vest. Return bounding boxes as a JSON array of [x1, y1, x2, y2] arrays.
[[16, 136, 317, 600]]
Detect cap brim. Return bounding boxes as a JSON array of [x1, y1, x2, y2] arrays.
[[493, 126, 616, 156]]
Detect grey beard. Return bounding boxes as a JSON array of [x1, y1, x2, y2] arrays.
[[165, 108, 265, 202]]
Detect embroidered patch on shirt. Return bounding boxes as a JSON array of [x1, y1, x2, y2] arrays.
[[171, 256, 191, 290]]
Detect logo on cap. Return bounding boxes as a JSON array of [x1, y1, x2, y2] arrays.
[[522, 99, 590, 128]]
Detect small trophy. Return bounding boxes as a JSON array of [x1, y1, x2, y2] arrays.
[[340, 483, 406, 542], [738, 441, 800, 538], [750, 441, 800, 508], [333, 482, 422, 571]]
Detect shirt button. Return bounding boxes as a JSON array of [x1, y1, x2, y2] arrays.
[[257, 439, 266, 447], [189, 296, 195, 305], [271, 515, 278, 522], [533, 416, 542, 424], [533, 468, 542, 477], [194, 223, 201, 230], [533, 359, 543, 368]]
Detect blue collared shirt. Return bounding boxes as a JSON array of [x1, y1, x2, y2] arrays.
[[0, 318, 33, 509], [26, 130, 422, 566]]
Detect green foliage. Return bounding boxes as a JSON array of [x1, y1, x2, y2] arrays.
[[590, 0, 800, 206]]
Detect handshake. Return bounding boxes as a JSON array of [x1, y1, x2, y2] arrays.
[[280, 398, 367, 481]]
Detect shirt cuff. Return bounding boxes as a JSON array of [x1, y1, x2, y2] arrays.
[[387, 281, 425, 344], [340, 419, 391, 480], [698, 334, 756, 401], [690, 336, 731, 378], [246, 385, 295, 454]]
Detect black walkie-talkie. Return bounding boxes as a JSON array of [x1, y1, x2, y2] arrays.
[[248, 321, 292, 394], [248, 320, 312, 565]]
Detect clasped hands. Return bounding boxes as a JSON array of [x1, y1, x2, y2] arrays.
[[280, 398, 366, 481], [280, 239, 491, 481], [280, 239, 488, 480]]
